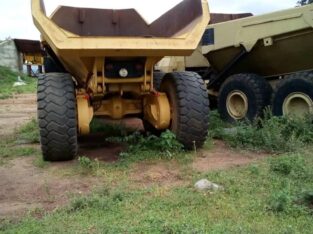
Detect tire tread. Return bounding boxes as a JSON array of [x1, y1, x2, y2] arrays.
[[162, 72, 210, 149], [37, 73, 78, 161], [218, 73, 272, 122]]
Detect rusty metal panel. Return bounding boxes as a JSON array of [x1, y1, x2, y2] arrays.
[[210, 13, 253, 24], [51, 0, 203, 37]]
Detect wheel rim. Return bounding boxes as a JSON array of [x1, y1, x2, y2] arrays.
[[283, 92, 313, 118], [226, 91, 248, 120]]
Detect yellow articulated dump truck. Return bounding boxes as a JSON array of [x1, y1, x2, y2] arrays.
[[31, 0, 210, 161], [158, 4, 313, 122]]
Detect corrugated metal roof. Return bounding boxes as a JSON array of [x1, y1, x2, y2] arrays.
[[13, 39, 42, 54]]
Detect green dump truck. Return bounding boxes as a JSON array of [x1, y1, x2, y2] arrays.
[[158, 4, 313, 122]]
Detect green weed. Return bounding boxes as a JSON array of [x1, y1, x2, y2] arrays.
[[297, 190, 313, 211], [208, 111, 229, 139], [33, 155, 49, 168], [111, 130, 185, 161], [269, 154, 307, 178], [268, 190, 294, 213], [90, 119, 131, 136], [4, 152, 313, 233], [210, 111, 313, 153], [78, 156, 100, 174], [17, 118, 39, 144], [0, 119, 40, 164], [0, 66, 37, 99], [69, 192, 112, 213], [127, 130, 183, 152]]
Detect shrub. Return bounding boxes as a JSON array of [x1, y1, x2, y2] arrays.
[[214, 112, 313, 153], [17, 119, 40, 144], [297, 190, 313, 210], [269, 154, 306, 178], [125, 130, 184, 158], [78, 156, 100, 173], [268, 190, 293, 213]]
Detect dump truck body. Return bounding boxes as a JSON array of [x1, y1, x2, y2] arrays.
[[32, 0, 209, 84], [207, 4, 313, 121], [203, 4, 313, 83], [158, 4, 313, 122], [32, 0, 211, 161]]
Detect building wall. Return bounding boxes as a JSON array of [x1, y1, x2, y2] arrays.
[[0, 40, 23, 72]]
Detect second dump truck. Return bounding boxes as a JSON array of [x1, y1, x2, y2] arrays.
[[158, 4, 313, 122], [32, 0, 210, 161]]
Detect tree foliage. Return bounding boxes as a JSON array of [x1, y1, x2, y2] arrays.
[[297, 0, 313, 5]]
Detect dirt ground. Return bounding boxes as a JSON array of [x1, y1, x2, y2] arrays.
[[0, 94, 37, 136], [0, 95, 269, 220]]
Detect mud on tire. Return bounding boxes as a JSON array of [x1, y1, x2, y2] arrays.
[[37, 73, 78, 161], [160, 72, 210, 149]]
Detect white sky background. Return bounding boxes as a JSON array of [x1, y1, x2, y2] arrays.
[[0, 0, 297, 40]]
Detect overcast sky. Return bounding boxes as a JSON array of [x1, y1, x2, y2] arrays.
[[0, 0, 297, 40]]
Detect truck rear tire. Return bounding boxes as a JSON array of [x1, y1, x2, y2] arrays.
[[37, 73, 78, 161], [218, 73, 272, 122], [153, 72, 165, 91], [272, 71, 313, 118], [160, 72, 210, 149]]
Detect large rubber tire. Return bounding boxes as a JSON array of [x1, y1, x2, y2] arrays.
[[272, 71, 313, 117], [44, 56, 66, 73], [218, 73, 272, 122], [160, 72, 210, 149], [37, 73, 78, 161], [143, 72, 166, 135], [153, 72, 165, 91]]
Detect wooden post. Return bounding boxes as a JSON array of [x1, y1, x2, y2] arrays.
[[27, 64, 32, 77], [38, 65, 43, 74]]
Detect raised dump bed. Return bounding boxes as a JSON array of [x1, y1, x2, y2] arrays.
[[32, 0, 210, 161]]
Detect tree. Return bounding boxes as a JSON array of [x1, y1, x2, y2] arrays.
[[297, 0, 313, 6]]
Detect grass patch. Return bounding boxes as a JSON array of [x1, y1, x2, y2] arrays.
[[0, 66, 37, 99], [77, 156, 100, 175], [121, 130, 183, 157], [269, 154, 307, 177], [89, 118, 187, 165], [33, 155, 49, 168], [16, 118, 40, 144], [107, 130, 187, 165], [0, 144, 39, 166], [2, 151, 313, 233], [0, 119, 40, 165], [1, 110, 313, 233], [209, 111, 313, 153], [90, 119, 131, 137]]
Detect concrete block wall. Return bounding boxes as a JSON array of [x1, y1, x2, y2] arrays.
[[0, 40, 23, 72]]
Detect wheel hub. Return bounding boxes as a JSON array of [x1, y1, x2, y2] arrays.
[[283, 92, 313, 118], [143, 92, 171, 130], [77, 94, 94, 135], [226, 91, 248, 120]]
